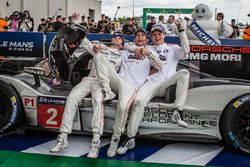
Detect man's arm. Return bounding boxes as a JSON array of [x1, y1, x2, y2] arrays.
[[175, 19, 190, 58], [124, 42, 164, 71]]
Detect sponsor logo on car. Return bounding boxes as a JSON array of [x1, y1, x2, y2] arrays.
[[142, 107, 218, 127], [37, 96, 67, 128], [233, 95, 250, 109], [10, 96, 17, 123]]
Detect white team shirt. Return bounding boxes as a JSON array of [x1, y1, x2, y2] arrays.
[[147, 43, 184, 81], [166, 22, 177, 36], [81, 38, 122, 77], [119, 49, 151, 88]]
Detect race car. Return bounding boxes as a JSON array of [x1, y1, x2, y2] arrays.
[[0, 24, 250, 156]]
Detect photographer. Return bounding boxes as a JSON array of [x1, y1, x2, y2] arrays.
[[122, 18, 136, 35], [37, 18, 47, 32], [8, 11, 20, 32], [18, 10, 33, 32]]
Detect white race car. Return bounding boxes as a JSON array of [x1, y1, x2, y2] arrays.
[[0, 24, 250, 155]]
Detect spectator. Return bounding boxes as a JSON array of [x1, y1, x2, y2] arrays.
[[0, 17, 8, 32], [62, 17, 67, 26], [122, 17, 136, 35], [8, 11, 21, 32], [146, 16, 156, 34], [100, 20, 111, 34], [158, 15, 168, 33], [158, 15, 165, 24], [243, 26, 250, 40], [67, 16, 74, 26], [96, 14, 105, 33], [216, 12, 224, 21], [229, 19, 240, 38], [166, 15, 177, 36], [80, 15, 88, 29], [53, 15, 63, 32], [22, 10, 34, 31], [37, 18, 47, 32], [46, 17, 54, 32], [132, 17, 138, 28], [88, 19, 97, 33]]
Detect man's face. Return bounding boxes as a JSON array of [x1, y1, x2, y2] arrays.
[[128, 20, 133, 25], [216, 15, 222, 21], [134, 32, 148, 46], [151, 30, 165, 45], [167, 16, 174, 24], [111, 36, 123, 47]]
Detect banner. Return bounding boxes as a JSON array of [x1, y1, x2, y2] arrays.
[[184, 45, 250, 80], [0, 32, 44, 58]]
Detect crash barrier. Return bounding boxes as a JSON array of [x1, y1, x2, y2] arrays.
[[1, 32, 250, 58], [0, 32, 44, 58]]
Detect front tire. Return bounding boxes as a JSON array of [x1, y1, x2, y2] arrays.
[[220, 94, 250, 155], [0, 80, 23, 133]]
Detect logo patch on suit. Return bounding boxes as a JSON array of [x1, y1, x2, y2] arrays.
[[159, 54, 167, 61]]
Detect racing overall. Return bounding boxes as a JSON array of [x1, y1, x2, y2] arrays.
[[59, 38, 122, 137], [127, 31, 190, 138], [94, 43, 163, 138]]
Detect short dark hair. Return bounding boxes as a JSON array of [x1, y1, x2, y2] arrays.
[[217, 12, 224, 19], [159, 15, 164, 21], [169, 15, 175, 19]]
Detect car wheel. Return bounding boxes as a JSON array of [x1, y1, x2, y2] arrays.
[[220, 94, 250, 155], [0, 80, 23, 133]]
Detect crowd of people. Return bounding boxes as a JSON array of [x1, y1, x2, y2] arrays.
[[0, 10, 248, 40]]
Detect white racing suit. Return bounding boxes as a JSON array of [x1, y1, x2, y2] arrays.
[[94, 43, 163, 138], [127, 31, 190, 138], [59, 38, 122, 136]]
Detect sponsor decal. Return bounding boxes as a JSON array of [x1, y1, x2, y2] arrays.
[[37, 96, 66, 128], [186, 45, 250, 62], [22, 96, 36, 109], [142, 107, 217, 127], [189, 20, 220, 46], [233, 95, 250, 109], [38, 96, 66, 105], [228, 131, 240, 148], [10, 96, 17, 123], [0, 41, 34, 52]]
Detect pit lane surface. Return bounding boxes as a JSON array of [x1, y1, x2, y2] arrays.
[[0, 131, 249, 167]]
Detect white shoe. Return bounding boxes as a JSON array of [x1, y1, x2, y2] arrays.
[[87, 140, 100, 158], [50, 135, 69, 152], [171, 109, 187, 128], [107, 136, 119, 157], [103, 89, 116, 101], [117, 137, 135, 155]]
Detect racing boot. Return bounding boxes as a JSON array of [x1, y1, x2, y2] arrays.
[[87, 140, 101, 158], [107, 135, 120, 157], [102, 89, 116, 101], [117, 137, 135, 155], [171, 109, 187, 128], [50, 133, 69, 152]]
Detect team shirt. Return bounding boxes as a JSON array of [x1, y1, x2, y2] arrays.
[[118, 49, 151, 88], [147, 43, 185, 81], [81, 38, 122, 77]]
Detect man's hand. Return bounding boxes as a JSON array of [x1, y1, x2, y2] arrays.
[[71, 13, 79, 21], [174, 19, 184, 30], [93, 43, 102, 52], [140, 47, 149, 57], [135, 45, 148, 60]]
